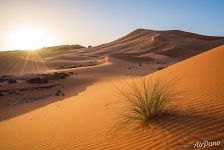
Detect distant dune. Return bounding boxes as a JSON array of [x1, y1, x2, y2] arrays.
[[0, 42, 223, 149], [91, 28, 224, 58], [0, 28, 224, 75]]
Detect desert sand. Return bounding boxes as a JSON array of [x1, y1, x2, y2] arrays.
[[0, 29, 224, 149]]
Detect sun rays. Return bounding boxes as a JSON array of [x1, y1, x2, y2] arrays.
[[22, 50, 49, 75], [3, 50, 50, 75]]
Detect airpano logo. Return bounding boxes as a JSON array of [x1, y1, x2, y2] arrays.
[[193, 140, 221, 148]]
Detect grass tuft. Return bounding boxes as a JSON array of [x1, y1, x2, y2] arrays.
[[116, 77, 180, 127]]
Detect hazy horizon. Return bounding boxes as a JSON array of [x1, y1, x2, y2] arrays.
[[1, 0, 224, 51]]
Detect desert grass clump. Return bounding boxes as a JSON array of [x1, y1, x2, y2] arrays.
[[116, 77, 179, 127]]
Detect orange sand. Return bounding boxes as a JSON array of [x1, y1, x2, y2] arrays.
[[0, 45, 223, 149]]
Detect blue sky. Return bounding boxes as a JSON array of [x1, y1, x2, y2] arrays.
[[0, 0, 224, 49]]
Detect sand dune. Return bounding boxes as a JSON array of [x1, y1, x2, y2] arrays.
[[1, 29, 224, 76], [0, 41, 223, 150]]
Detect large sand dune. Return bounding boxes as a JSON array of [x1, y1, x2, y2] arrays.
[[0, 39, 223, 150], [1, 29, 224, 75]]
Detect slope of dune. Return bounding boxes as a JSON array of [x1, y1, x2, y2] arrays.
[[0, 44, 223, 150]]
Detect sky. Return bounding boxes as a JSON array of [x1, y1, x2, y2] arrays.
[[0, 0, 224, 50]]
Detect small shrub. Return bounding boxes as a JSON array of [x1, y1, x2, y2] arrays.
[[27, 77, 48, 83], [8, 79, 17, 84], [116, 77, 180, 127], [55, 89, 64, 96]]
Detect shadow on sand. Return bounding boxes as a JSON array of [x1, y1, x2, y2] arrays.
[[0, 76, 96, 121]]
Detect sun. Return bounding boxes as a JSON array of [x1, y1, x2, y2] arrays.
[[5, 26, 56, 51]]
